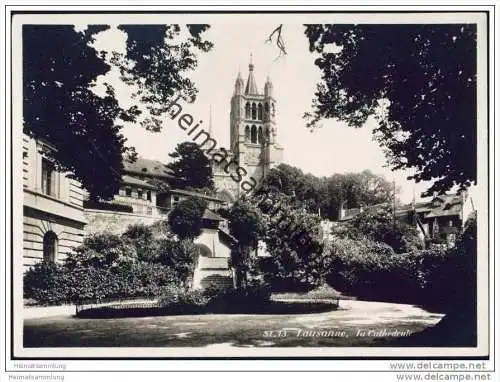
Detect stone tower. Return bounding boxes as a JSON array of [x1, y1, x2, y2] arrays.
[[229, 60, 284, 188]]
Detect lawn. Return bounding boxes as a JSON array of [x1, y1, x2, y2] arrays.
[[23, 299, 444, 348]]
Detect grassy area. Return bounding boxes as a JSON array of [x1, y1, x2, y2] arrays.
[[23, 299, 444, 348]]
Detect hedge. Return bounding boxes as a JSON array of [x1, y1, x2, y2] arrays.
[[24, 261, 180, 305]]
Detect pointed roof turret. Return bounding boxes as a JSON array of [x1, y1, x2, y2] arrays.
[[245, 54, 259, 95], [234, 70, 244, 95]]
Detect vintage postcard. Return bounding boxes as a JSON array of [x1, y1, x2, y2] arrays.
[[3, 5, 495, 369]]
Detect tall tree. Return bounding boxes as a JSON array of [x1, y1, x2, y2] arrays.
[[23, 25, 212, 199], [23, 25, 137, 200], [228, 200, 265, 288], [168, 142, 214, 190], [112, 24, 213, 131], [304, 24, 477, 196]]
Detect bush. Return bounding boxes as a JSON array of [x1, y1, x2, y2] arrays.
[[155, 239, 198, 286], [23, 262, 70, 305], [205, 281, 271, 313], [323, 233, 475, 310], [122, 224, 159, 262], [24, 261, 180, 305], [158, 286, 208, 314], [65, 232, 137, 269]]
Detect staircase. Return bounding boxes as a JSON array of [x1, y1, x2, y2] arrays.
[[192, 256, 233, 290]]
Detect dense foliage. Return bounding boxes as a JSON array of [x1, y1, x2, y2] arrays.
[[24, 224, 199, 305], [323, 214, 477, 310], [167, 197, 208, 241], [227, 200, 265, 287], [342, 206, 423, 253], [167, 142, 215, 190], [23, 25, 212, 199], [304, 24, 476, 196], [258, 199, 326, 291], [23, 261, 179, 305], [256, 164, 394, 220]]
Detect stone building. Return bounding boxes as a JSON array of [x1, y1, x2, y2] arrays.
[[211, 61, 284, 201], [22, 134, 86, 268]]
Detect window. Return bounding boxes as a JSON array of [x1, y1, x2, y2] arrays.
[[41, 158, 57, 197], [147, 206, 153, 215], [251, 125, 257, 143], [258, 126, 263, 144], [258, 103, 263, 120], [251, 103, 257, 120], [146, 190, 152, 201], [137, 189, 143, 199], [125, 187, 132, 197], [245, 102, 250, 119], [245, 125, 250, 141], [265, 127, 270, 140], [43, 231, 58, 263]]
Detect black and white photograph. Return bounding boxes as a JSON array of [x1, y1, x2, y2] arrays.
[[2, 4, 497, 377]]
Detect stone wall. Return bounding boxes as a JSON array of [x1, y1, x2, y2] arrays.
[[84, 209, 162, 235]]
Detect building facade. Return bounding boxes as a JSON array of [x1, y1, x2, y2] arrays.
[[22, 134, 87, 268]]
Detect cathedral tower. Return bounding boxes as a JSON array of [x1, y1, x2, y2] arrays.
[[229, 60, 284, 188]]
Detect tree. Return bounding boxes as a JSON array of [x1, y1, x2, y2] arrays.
[[227, 200, 265, 288], [259, 197, 326, 291], [167, 142, 215, 190], [23, 25, 212, 199], [343, 206, 423, 253], [113, 24, 213, 131], [23, 25, 137, 200], [256, 163, 393, 220], [167, 197, 207, 241], [304, 24, 476, 196]]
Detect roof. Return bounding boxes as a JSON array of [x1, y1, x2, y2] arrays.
[[245, 63, 259, 95], [202, 208, 225, 221], [338, 193, 465, 222], [123, 157, 174, 179], [170, 188, 225, 203], [122, 175, 157, 189]]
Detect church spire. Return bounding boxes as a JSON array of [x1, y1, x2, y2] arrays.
[[208, 105, 213, 136], [245, 53, 259, 95]]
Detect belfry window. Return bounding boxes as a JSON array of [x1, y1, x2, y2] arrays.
[[258, 103, 263, 120], [245, 125, 250, 141], [251, 103, 257, 120], [251, 125, 257, 143], [245, 102, 250, 119]]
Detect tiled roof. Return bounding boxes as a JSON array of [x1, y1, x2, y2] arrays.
[[123, 157, 174, 179], [122, 175, 157, 189]]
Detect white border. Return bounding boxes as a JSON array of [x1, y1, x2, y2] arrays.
[[2, 2, 497, 374]]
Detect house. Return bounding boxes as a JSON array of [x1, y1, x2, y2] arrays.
[[397, 192, 475, 247], [336, 192, 475, 248], [22, 134, 87, 268], [192, 209, 237, 290]]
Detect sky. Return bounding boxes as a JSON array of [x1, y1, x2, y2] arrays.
[[90, 22, 440, 204]]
